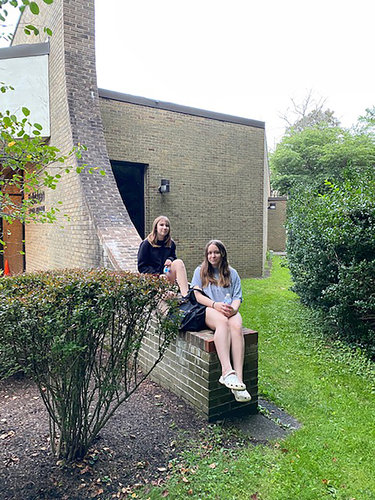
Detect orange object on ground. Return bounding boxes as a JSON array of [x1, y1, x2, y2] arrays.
[[4, 259, 10, 276]]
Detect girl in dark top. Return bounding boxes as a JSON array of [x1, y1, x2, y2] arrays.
[[137, 215, 189, 297]]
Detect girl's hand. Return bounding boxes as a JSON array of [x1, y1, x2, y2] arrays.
[[215, 302, 237, 317], [227, 305, 238, 317], [164, 259, 172, 267]]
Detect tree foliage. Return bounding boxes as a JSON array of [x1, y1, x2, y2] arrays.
[[0, 0, 54, 41], [0, 269, 180, 460], [270, 125, 375, 195], [0, 95, 90, 225], [286, 168, 375, 354], [280, 92, 340, 136]]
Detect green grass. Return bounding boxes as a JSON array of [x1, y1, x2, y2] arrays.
[[138, 257, 375, 500]]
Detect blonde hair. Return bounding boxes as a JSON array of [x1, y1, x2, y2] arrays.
[[147, 215, 172, 247], [200, 240, 231, 288]]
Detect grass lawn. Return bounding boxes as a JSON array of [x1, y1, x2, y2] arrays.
[[141, 257, 375, 500]]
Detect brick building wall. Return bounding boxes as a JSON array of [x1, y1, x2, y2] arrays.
[[11, 0, 140, 272], [9, 0, 268, 277], [99, 91, 268, 278], [267, 197, 287, 252]]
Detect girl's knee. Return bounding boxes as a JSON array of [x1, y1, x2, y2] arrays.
[[229, 319, 243, 335], [173, 258, 185, 268]]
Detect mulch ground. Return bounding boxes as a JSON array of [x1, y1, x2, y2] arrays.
[[0, 375, 252, 500]]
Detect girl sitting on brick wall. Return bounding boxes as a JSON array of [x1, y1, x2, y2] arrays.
[[191, 240, 251, 403], [137, 215, 189, 297]]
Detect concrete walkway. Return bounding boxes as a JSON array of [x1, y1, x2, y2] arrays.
[[223, 397, 301, 442]]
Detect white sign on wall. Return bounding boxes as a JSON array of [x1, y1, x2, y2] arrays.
[[0, 43, 50, 137]]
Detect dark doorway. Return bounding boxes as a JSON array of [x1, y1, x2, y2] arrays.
[[110, 160, 146, 238]]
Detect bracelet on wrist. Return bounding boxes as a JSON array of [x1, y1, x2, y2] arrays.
[[212, 301, 216, 309]]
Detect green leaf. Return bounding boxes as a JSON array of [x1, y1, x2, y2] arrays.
[[33, 122, 43, 130], [43, 27, 52, 36], [22, 107, 30, 116], [25, 24, 39, 35], [29, 2, 39, 14], [42, 0, 53, 3]]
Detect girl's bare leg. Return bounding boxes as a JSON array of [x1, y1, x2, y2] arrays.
[[205, 308, 232, 376], [228, 313, 244, 382], [167, 259, 189, 296]]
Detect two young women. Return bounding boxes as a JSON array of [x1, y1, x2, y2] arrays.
[[137, 216, 251, 403]]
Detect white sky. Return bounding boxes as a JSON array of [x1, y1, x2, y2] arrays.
[[94, 0, 374, 148], [2, 0, 374, 148]]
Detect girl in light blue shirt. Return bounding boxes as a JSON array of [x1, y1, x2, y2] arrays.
[[191, 240, 251, 403]]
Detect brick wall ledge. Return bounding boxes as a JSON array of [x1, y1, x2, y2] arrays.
[[139, 326, 258, 422]]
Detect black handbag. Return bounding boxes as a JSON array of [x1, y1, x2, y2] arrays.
[[179, 288, 208, 332]]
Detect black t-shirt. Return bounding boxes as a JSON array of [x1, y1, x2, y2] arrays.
[[137, 239, 177, 274]]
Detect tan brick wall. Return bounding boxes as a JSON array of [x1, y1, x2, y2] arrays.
[[139, 326, 258, 421], [267, 197, 287, 252], [99, 96, 268, 278], [11, 0, 141, 272]]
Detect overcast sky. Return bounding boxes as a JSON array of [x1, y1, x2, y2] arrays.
[[94, 0, 374, 148], [2, 0, 374, 148]]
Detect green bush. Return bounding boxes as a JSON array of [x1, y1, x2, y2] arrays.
[[286, 168, 375, 353], [0, 269, 180, 461]]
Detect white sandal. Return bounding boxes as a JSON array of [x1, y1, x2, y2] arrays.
[[231, 388, 252, 402], [219, 370, 246, 391]]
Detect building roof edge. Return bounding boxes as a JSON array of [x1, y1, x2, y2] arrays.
[[0, 42, 50, 60], [98, 88, 265, 129]]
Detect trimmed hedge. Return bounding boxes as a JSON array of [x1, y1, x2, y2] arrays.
[[286, 168, 375, 354], [0, 269, 180, 460]]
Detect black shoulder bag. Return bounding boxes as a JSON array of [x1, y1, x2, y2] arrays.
[[179, 288, 208, 332]]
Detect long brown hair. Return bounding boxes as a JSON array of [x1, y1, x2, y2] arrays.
[[147, 215, 172, 247], [200, 240, 231, 288]]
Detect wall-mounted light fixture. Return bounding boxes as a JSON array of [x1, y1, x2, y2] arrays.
[[158, 179, 170, 193], [268, 202, 276, 210]]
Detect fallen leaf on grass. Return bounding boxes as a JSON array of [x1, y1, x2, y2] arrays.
[[250, 494, 259, 500], [182, 477, 189, 483], [0, 431, 15, 440], [187, 489, 193, 495], [5, 456, 19, 466], [208, 463, 217, 469], [157, 467, 167, 472], [161, 490, 169, 497], [90, 488, 104, 498]]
